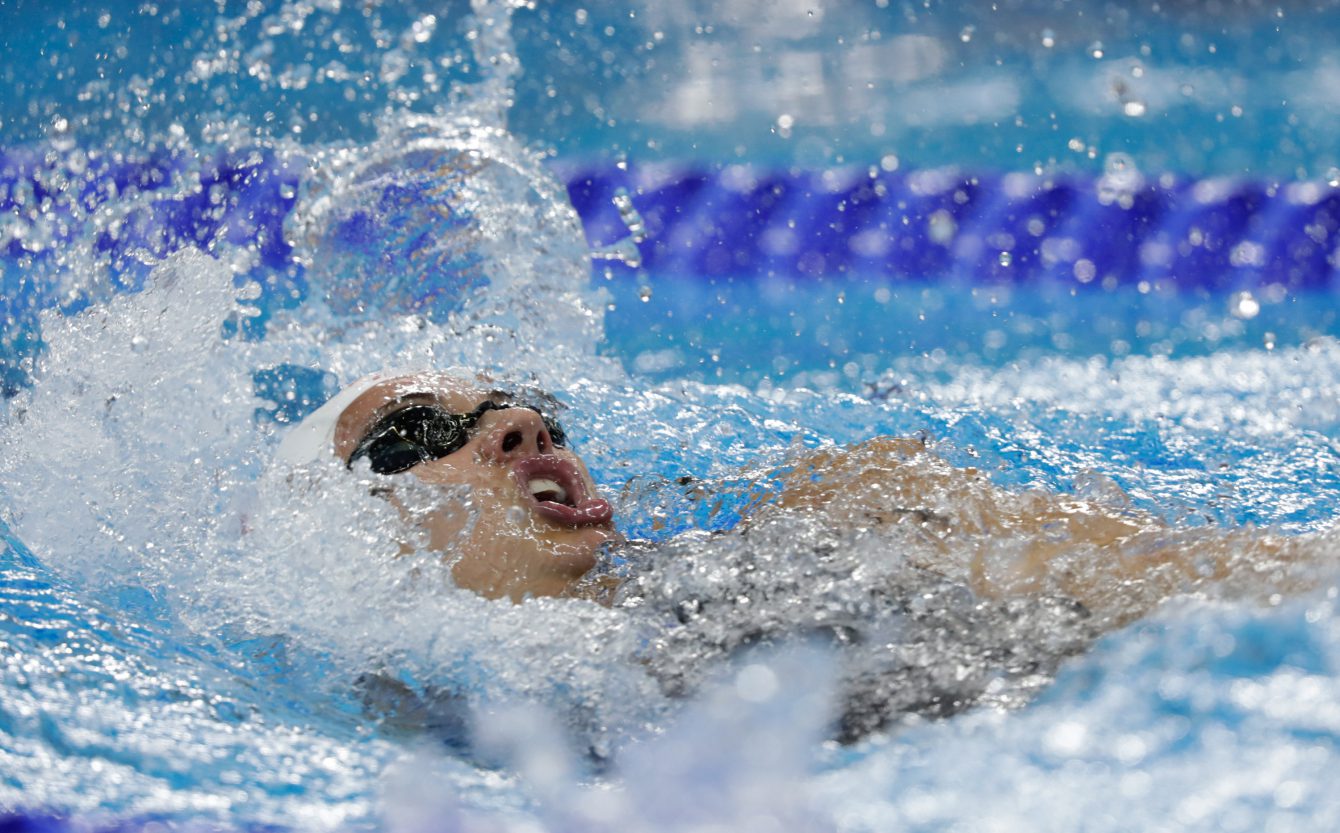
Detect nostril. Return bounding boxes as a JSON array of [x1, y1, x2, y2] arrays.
[[502, 431, 523, 452]]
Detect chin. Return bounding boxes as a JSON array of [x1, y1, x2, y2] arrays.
[[546, 526, 614, 574]]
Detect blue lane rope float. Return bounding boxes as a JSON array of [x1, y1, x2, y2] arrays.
[[560, 162, 1340, 290], [3, 148, 1340, 391], [5, 149, 1338, 291]]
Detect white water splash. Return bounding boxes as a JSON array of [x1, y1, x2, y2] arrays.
[[0, 249, 258, 589]]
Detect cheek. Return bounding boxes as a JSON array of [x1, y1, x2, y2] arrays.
[[427, 488, 531, 560], [412, 458, 525, 506], [411, 456, 481, 486], [421, 500, 475, 553]]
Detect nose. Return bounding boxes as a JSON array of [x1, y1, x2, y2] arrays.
[[476, 407, 556, 462]]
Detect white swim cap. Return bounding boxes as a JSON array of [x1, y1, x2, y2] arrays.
[[273, 369, 416, 468]]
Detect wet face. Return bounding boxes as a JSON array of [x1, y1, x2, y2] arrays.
[[332, 373, 618, 602]]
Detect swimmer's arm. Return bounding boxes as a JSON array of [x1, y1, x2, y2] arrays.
[[972, 506, 1315, 628], [749, 435, 1318, 627], [744, 435, 943, 517]]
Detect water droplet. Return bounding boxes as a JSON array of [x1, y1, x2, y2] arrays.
[[960, 25, 975, 43], [612, 188, 645, 243], [1104, 153, 1132, 175], [1041, 29, 1055, 48], [1230, 291, 1260, 319], [591, 237, 642, 268], [927, 210, 957, 245], [410, 13, 437, 44], [638, 285, 653, 302], [998, 251, 1013, 267], [735, 664, 779, 703]]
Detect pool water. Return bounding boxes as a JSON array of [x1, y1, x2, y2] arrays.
[[2, 1, 1340, 831]]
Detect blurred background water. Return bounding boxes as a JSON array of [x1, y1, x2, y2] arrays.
[[8, 0, 1340, 175]]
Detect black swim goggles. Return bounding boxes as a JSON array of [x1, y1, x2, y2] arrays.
[[348, 392, 568, 475]]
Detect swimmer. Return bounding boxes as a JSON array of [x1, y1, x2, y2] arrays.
[[277, 370, 1319, 631]]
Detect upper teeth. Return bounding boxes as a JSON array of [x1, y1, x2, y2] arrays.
[[528, 478, 568, 503]]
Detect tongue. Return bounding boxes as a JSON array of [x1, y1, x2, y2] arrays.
[[532, 497, 614, 527]]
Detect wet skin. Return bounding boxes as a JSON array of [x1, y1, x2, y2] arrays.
[[332, 373, 619, 603], [755, 436, 1309, 627]]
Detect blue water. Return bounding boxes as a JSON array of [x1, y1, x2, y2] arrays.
[[2, 1, 1340, 831], [7, 1, 1340, 175]]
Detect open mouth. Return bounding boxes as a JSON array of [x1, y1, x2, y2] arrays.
[[512, 456, 614, 527]]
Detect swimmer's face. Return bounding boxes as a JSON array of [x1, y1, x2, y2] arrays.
[[332, 373, 617, 602]]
